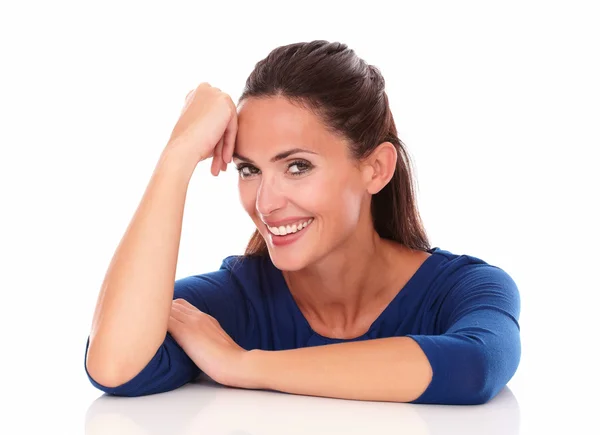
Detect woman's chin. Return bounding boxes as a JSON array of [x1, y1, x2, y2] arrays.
[[266, 246, 311, 272]]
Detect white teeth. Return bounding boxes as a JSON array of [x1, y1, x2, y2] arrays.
[[268, 218, 313, 236]]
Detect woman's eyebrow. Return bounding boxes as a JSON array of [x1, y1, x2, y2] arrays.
[[232, 148, 317, 164]]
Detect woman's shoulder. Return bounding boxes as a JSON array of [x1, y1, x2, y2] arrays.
[[172, 254, 279, 316], [429, 246, 515, 275], [219, 253, 272, 279], [215, 253, 283, 297], [426, 247, 520, 306]]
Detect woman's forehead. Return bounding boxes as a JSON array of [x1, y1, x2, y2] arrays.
[[235, 97, 345, 159], [238, 97, 321, 133]]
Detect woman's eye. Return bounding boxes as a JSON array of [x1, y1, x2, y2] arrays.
[[235, 164, 258, 178], [288, 161, 311, 176], [235, 160, 312, 178]]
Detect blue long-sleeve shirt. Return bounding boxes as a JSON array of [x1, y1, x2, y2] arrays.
[[84, 247, 521, 405]]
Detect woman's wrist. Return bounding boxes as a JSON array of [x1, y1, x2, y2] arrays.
[[241, 349, 269, 390], [157, 142, 200, 181]]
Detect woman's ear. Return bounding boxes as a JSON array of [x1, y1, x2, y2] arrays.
[[361, 142, 398, 195]]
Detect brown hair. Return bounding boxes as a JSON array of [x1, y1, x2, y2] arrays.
[[237, 40, 430, 257]]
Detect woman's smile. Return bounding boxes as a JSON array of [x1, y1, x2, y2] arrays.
[[265, 218, 314, 247]]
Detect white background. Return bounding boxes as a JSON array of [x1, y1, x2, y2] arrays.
[[1, 1, 598, 433]]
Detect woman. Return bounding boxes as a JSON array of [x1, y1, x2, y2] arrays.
[[85, 40, 521, 405]]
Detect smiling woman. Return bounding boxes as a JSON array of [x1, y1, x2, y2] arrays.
[[84, 40, 521, 405]]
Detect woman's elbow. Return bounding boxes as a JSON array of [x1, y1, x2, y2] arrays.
[[453, 346, 518, 405], [415, 345, 519, 405], [460, 374, 497, 405]]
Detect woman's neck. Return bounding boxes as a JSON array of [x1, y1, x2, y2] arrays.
[[282, 230, 405, 337]]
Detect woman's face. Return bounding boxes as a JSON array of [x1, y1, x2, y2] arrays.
[[233, 96, 370, 271]]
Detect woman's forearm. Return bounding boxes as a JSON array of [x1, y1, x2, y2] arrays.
[[86, 145, 198, 387], [246, 337, 433, 403]]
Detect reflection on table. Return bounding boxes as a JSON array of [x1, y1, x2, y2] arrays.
[[85, 375, 520, 435]]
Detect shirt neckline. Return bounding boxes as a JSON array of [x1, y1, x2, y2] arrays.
[[270, 246, 442, 342]]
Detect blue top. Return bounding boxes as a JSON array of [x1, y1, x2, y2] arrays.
[[84, 247, 521, 405]]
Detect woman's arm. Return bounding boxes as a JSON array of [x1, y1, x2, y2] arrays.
[[85, 266, 255, 396], [86, 83, 238, 389], [248, 336, 432, 402], [245, 266, 521, 405], [86, 146, 198, 388]]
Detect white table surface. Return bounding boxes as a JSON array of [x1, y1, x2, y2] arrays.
[[84, 377, 521, 435], [5, 350, 597, 435]]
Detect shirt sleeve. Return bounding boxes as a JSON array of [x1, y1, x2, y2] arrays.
[[407, 265, 521, 405], [84, 266, 254, 397]]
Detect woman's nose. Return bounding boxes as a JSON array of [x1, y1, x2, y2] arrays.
[[255, 176, 287, 216]]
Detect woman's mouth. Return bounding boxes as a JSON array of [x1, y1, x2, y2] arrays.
[[266, 218, 314, 247]]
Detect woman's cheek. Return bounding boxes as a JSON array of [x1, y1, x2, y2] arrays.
[[292, 176, 326, 208]]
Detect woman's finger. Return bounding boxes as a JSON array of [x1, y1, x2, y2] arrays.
[[169, 308, 186, 323], [172, 298, 199, 313], [211, 136, 224, 176], [222, 103, 238, 164], [173, 298, 197, 310]]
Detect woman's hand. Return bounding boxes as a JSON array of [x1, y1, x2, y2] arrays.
[[166, 82, 238, 177], [167, 298, 255, 389]]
